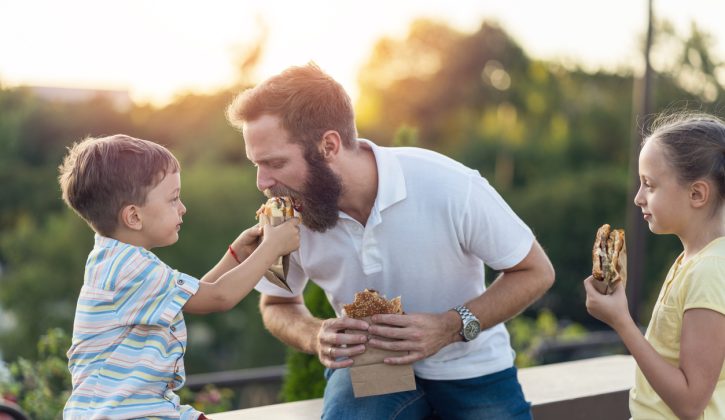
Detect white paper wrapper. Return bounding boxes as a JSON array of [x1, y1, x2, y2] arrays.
[[257, 208, 298, 293]]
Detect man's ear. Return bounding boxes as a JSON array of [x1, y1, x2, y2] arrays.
[[689, 180, 710, 209], [318, 130, 341, 160], [120, 204, 143, 231]]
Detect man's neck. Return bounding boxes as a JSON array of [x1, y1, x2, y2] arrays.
[[336, 143, 378, 226]]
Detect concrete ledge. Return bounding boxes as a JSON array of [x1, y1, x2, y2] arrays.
[[520, 355, 635, 419], [211, 355, 635, 419]]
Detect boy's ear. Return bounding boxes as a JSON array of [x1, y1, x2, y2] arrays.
[[689, 180, 710, 209], [318, 130, 341, 160], [120, 204, 143, 231]]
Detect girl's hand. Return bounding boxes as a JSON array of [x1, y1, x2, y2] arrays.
[[231, 224, 263, 261], [261, 218, 300, 256], [583, 276, 632, 330]]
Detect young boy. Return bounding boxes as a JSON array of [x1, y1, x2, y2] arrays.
[[58, 134, 299, 419]]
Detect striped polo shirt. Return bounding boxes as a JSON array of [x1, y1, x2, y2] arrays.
[[64, 235, 202, 419]]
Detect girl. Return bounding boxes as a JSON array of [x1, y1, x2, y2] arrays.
[[584, 112, 725, 419]]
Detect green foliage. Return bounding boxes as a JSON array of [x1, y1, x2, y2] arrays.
[[0, 328, 71, 419], [507, 310, 587, 367], [0, 212, 90, 360], [505, 167, 630, 323], [280, 283, 335, 402], [392, 125, 420, 147], [177, 385, 235, 414]]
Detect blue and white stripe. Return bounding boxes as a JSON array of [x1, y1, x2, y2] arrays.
[[64, 235, 202, 419]]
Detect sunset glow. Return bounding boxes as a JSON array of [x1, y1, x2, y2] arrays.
[[1, 0, 723, 106]]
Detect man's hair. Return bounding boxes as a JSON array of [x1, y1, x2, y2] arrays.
[[226, 62, 358, 150], [58, 134, 180, 237]]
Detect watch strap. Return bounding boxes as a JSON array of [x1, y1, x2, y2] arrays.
[[453, 305, 479, 341]]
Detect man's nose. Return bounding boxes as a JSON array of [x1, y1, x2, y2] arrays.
[[179, 200, 187, 215], [256, 168, 275, 191]]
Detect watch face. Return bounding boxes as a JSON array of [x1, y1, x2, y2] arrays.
[[463, 320, 481, 341]]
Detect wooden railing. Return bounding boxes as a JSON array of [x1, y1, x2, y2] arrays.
[[208, 355, 635, 420]]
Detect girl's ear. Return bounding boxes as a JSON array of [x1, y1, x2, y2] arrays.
[[689, 180, 711, 209], [120, 204, 143, 231]]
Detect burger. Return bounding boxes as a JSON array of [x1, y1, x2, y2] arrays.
[[255, 196, 301, 292], [343, 289, 402, 319], [592, 224, 627, 294], [256, 196, 300, 225]]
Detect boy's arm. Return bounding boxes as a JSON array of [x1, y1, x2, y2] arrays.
[[184, 220, 299, 314], [198, 225, 264, 284]]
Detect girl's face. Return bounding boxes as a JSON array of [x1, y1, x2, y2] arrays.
[[634, 139, 692, 235]]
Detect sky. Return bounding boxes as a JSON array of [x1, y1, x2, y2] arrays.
[[1, 0, 723, 106]]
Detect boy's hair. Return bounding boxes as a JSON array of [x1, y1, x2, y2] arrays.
[[226, 62, 358, 151], [644, 112, 725, 209], [58, 134, 180, 237]]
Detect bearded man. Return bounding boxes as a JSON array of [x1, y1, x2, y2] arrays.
[[226, 63, 555, 420]]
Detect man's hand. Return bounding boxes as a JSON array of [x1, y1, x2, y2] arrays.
[[366, 311, 460, 365], [316, 317, 369, 368]]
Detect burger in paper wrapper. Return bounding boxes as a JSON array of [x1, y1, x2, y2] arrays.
[[256, 197, 300, 292], [592, 224, 627, 295], [343, 289, 415, 397], [343, 289, 402, 319]]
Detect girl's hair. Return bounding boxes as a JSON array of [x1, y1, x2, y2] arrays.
[[644, 112, 725, 209], [58, 134, 180, 236]]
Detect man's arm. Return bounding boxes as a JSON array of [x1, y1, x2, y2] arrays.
[[469, 239, 555, 330], [259, 294, 370, 368], [259, 294, 321, 354], [369, 240, 555, 364]]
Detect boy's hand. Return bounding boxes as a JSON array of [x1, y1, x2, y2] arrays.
[[231, 225, 263, 260], [262, 218, 300, 256], [583, 275, 632, 330]]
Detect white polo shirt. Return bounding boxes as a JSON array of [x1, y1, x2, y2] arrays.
[[255, 139, 534, 380]]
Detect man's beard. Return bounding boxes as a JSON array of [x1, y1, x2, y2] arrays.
[[266, 150, 343, 233]]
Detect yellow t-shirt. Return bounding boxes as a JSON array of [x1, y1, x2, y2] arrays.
[[630, 237, 725, 419]]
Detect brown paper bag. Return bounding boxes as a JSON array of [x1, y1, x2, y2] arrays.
[[258, 213, 292, 293], [346, 318, 416, 398]]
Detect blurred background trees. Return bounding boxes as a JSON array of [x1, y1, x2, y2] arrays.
[[1, 16, 723, 411]]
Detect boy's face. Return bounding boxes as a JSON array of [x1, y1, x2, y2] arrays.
[[138, 171, 186, 249]]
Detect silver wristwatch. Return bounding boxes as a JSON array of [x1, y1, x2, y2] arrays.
[[453, 305, 481, 342]]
